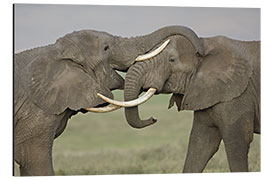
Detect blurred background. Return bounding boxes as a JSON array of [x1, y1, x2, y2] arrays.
[[14, 4, 260, 175]]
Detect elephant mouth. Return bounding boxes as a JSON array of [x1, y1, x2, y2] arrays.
[[162, 78, 176, 93]]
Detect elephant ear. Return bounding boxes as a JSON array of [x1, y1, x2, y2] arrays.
[[23, 56, 113, 115], [181, 37, 253, 111]]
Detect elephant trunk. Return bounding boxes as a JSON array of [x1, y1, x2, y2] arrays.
[[111, 25, 204, 71], [124, 62, 157, 128]]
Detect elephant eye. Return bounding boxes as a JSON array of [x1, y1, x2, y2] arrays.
[[196, 52, 202, 57], [104, 45, 110, 51], [169, 58, 175, 62]]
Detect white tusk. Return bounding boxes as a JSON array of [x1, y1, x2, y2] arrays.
[[85, 104, 121, 113], [135, 39, 170, 61], [97, 88, 157, 107]]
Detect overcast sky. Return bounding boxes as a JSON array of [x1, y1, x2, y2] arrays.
[[14, 4, 260, 53]]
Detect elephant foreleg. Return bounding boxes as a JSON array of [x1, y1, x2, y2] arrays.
[[219, 112, 254, 172], [18, 138, 55, 176], [183, 111, 221, 173]]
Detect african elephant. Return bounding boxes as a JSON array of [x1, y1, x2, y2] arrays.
[[99, 26, 260, 172], [14, 27, 205, 176]]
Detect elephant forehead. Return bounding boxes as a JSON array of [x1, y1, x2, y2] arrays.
[[165, 47, 179, 57], [59, 30, 111, 43]]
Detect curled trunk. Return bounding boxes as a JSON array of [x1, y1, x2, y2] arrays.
[[124, 62, 157, 128]]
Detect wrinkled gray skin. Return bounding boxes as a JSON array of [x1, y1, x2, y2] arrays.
[[14, 27, 202, 176], [123, 26, 260, 172]]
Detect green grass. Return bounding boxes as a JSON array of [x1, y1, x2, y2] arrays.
[[14, 91, 260, 175]]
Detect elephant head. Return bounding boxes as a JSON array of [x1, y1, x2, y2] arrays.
[[97, 26, 254, 128], [17, 30, 124, 115]]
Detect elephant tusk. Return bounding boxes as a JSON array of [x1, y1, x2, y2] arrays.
[[97, 88, 157, 107], [135, 39, 170, 61], [85, 104, 121, 113]]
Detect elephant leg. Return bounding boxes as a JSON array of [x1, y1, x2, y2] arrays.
[[19, 139, 55, 176], [219, 112, 254, 172], [183, 111, 221, 173]]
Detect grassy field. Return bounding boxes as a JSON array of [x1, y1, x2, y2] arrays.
[[14, 90, 260, 175]]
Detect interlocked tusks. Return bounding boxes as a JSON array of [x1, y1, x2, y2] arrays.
[[135, 39, 170, 61], [96, 88, 157, 107], [85, 104, 121, 113]]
